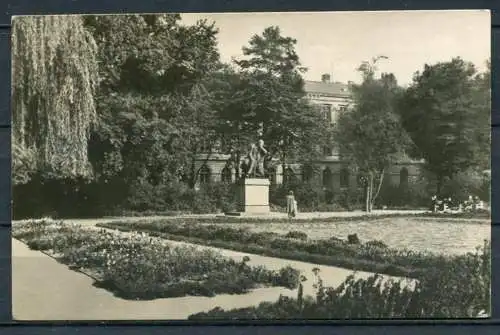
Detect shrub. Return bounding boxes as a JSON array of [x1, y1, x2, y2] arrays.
[[347, 234, 360, 245], [365, 240, 388, 249], [285, 231, 308, 240], [377, 177, 430, 209], [270, 181, 364, 212], [441, 170, 490, 203], [189, 242, 490, 319]]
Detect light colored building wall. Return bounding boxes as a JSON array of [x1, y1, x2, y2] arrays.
[[195, 74, 423, 190]]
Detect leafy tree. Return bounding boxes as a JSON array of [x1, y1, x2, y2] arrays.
[[11, 15, 99, 184], [334, 57, 410, 212], [399, 57, 490, 194], [234, 26, 328, 181], [84, 14, 222, 191], [210, 65, 260, 180]]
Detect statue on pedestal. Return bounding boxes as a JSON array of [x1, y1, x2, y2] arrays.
[[242, 139, 269, 178]]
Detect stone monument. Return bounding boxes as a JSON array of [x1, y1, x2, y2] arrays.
[[227, 138, 271, 216]]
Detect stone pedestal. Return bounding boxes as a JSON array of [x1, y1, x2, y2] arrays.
[[227, 178, 270, 215]]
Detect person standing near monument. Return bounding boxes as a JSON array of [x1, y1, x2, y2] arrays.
[[287, 190, 298, 220]]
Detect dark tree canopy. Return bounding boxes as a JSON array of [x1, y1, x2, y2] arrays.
[[84, 15, 223, 189], [231, 26, 327, 175], [399, 57, 490, 192]]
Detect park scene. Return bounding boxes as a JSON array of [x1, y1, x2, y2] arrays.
[[11, 11, 490, 320]]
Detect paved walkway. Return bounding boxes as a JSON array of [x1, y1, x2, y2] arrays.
[[12, 234, 412, 320]]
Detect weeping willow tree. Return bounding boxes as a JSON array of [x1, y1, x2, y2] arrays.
[[12, 15, 98, 184]]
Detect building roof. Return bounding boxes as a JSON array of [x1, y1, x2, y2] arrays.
[[304, 80, 351, 98]]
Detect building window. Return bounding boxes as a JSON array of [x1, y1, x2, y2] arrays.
[[340, 168, 350, 188], [322, 168, 332, 188], [357, 173, 366, 189], [284, 167, 295, 184], [321, 104, 332, 122], [221, 166, 232, 183], [199, 140, 212, 153], [199, 165, 211, 185], [302, 165, 314, 182], [323, 146, 332, 156], [267, 167, 277, 184], [400, 167, 409, 189]]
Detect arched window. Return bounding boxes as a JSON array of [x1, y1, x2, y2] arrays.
[[199, 165, 211, 185], [302, 165, 314, 183], [323, 146, 332, 156], [284, 167, 295, 184], [267, 167, 277, 184], [400, 167, 409, 189], [340, 168, 350, 189], [322, 168, 332, 188], [221, 166, 232, 183], [357, 173, 366, 189]]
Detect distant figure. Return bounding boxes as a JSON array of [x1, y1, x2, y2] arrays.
[[287, 190, 298, 220]]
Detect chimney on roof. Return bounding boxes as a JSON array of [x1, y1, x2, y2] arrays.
[[321, 74, 331, 83]]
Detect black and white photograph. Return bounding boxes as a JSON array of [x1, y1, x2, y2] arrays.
[[11, 10, 491, 320]]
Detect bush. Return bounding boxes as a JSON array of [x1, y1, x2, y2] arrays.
[[441, 171, 490, 204], [377, 177, 430, 209], [285, 231, 308, 240], [270, 181, 364, 212], [189, 241, 490, 319]]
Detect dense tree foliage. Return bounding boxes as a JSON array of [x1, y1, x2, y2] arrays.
[[12, 15, 99, 184], [234, 26, 329, 179], [399, 58, 490, 194], [84, 14, 223, 192], [11, 15, 490, 218], [334, 57, 411, 212]]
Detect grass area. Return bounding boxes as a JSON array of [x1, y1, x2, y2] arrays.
[[98, 218, 480, 279], [12, 219, 300, 300]]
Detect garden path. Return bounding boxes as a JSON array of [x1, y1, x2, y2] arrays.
[[12, 234, 413, 320]]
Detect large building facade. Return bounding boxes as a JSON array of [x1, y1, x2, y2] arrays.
[[195, 73, 422, 191]]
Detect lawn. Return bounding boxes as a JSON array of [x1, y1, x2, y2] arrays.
[[12, 219, 301, 300], [97, 215, 490, 279], [209, 216, 490, 256]]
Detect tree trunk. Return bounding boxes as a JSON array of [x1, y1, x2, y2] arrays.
[[282, 151, 287, 186], [188, 157, 197, 189], [365, 172, 376, 213], [371, 169, 385, 207], [436, 174, 443, 197], [365, 175, 371, 213]]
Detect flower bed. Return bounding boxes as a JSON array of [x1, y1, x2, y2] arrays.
[[97, 219, 478, 278], [12, 220, 300, 300], [190, 243, 490, 319]]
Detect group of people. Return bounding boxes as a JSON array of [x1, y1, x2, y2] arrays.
[[431, 195, 485, 213]]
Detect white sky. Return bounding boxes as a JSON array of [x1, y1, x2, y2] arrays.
[[180, 10, 490, 86]]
